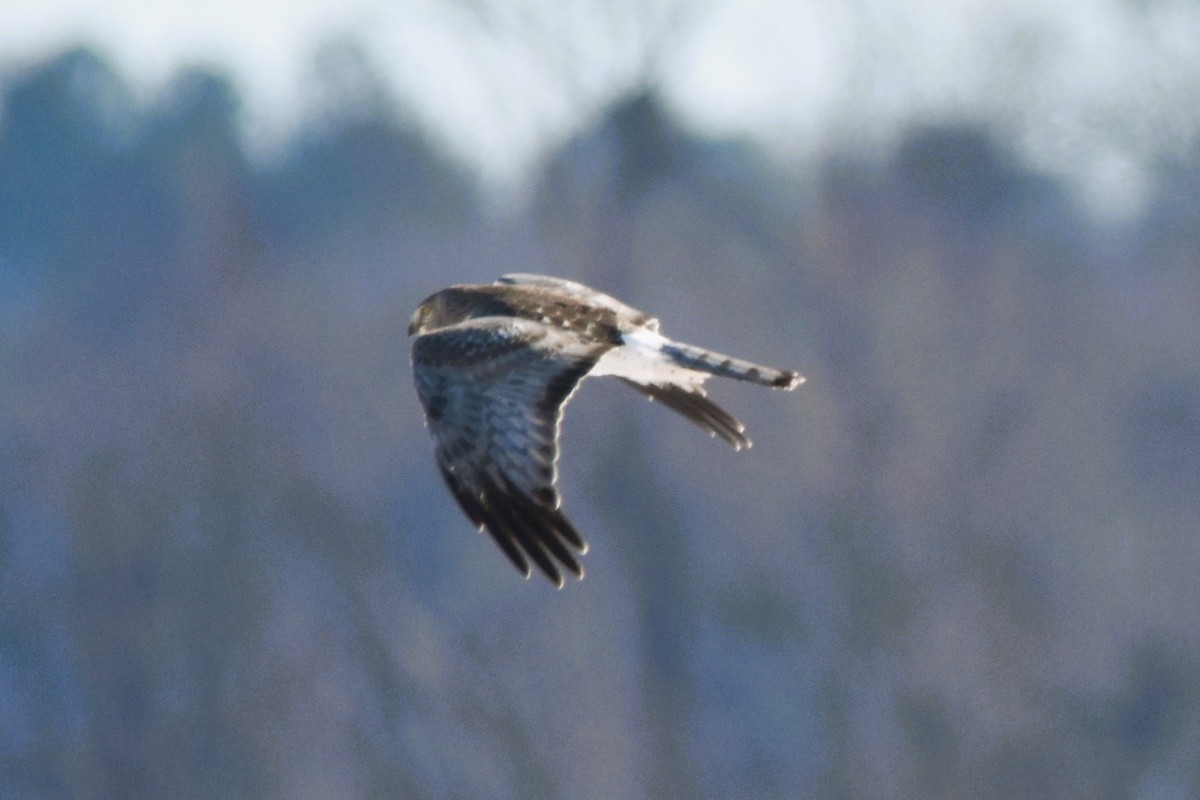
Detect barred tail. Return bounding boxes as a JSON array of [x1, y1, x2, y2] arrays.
[[661, 341, 804, 389]]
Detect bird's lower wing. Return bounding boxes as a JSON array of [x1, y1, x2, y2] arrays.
[[619, 379, 751, 450], [412, 317, 602, 586]]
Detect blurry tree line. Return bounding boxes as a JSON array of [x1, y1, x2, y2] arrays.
[[2, 45, 1200, 799]]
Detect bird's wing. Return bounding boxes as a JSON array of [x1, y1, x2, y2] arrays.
[[497, 273, 660, 330], [411, 316, 605, 586], [618, 378, 751, 450]]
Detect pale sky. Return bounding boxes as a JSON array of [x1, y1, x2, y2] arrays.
[[2, 0, 1199, 218]]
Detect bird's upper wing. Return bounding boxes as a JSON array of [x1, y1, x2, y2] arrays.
[[497, 273, 660, 330], [411, 316, 605, 586]]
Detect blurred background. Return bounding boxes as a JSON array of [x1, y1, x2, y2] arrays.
[[2, 1, 1200, 797]]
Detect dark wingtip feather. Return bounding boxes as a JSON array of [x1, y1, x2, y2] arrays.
[[486, 522, 534, 579], [449, 471, 587, 586], [620, 379, 751, 449]]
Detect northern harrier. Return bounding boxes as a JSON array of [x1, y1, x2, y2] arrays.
[[408, 274, 803, 586]]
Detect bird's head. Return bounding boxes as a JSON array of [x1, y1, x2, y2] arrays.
[[408, 288, 484, 336], [408, 298, 436, 336]]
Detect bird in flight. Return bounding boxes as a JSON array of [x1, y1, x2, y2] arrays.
[[408, 274, 803, 587]]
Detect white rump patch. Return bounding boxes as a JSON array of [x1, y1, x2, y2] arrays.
[[590, 328, 707, 386]]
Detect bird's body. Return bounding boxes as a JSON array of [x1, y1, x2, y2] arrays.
[[408, 274, 803, 586]]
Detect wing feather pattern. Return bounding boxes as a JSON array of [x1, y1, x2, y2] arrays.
[[618, 379, 751, 450], [498, 273, 660, 330], [412, 317, 602, 586]]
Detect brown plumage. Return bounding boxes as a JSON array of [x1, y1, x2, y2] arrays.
[[409, 274, 804, 586]]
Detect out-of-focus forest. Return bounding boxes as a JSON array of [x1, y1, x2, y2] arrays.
[[2, 34, 1200, 800]]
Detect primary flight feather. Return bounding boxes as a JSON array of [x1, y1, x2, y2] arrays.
[[408, 274, 803, 587]]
